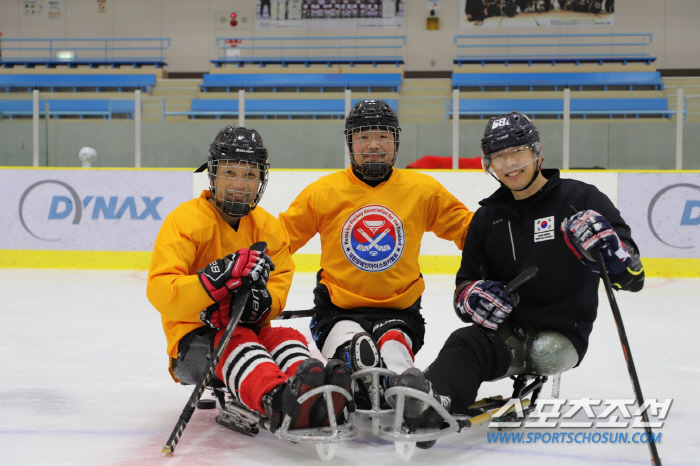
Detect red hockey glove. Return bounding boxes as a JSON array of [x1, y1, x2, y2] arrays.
[[198, 248, 273, 302]]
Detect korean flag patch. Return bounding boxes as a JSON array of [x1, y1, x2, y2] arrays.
[[534, 216, 555, 242]]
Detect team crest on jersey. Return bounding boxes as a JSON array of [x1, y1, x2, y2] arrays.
[[341, 204, 405, 272]]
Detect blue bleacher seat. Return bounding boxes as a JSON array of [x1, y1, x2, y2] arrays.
[[0, 99, 135, 120], [451, 72, 663, 92], [200, 73, 402, 93], [183, 98, 398, 120], [451, 98, 670, 119], [0, 74, 156, 93]]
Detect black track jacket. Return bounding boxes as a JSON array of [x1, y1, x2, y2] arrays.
[[456, 169, 640, 362]]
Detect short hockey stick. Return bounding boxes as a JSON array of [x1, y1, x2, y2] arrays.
[[279, 308, 316, 319], [594, 251, 662, 466], [279, 266, 539, 321], [161, 241, 267, 456], [502, 266, 538, 305]]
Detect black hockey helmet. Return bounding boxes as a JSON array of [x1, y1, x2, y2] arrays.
[[196, 126, 269, 218], [344, 99, 401, 180], [481, 111, 540, 165], [481, 111, 543, 192]]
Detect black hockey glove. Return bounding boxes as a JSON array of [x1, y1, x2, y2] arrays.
[[239, 288, 273, 325], [200, 287, 273, 330], [454, 280, 518, 330], [561, 210, 632, 276]]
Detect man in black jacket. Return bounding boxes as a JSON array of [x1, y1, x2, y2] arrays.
[[396, 111, 645, 441]]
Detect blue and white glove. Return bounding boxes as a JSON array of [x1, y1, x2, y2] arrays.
[[454, 280, 518, 330], [561, 210, 632, 275]]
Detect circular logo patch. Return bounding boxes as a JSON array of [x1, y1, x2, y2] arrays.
[[341, 204, 405, 272]]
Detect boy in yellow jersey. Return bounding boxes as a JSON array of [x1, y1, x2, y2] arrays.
[[279, 100, 474, 408], [147, 126, 350, 434]]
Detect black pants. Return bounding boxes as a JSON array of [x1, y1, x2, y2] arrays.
[[309, 270, 426, 354], [424, 325, 512, 414]]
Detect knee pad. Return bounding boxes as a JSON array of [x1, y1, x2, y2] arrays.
[[529, 331, 578, 375], [172, 329, 216, 385], [500, 326, 579, 377]]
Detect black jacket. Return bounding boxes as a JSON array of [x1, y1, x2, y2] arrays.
[[456, 169, 642, 362]]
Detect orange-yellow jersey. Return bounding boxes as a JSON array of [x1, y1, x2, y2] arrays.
[[279, 168, 473, 310], [147, 190, 294, 379]]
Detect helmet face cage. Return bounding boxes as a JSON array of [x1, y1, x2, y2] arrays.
[[208, 158, 269, 218], [207, 126, 269, 218], [484, 143, 541, 176], [481, 111, 541, 172], [345, 125, 400, 180], [344, 99, 401, 180]]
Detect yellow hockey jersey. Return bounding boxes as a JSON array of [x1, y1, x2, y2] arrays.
[[279, 168, 473, 310], [147, 190, 294, 375]]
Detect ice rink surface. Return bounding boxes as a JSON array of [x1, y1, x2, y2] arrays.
[[1, 269, 697, 466]]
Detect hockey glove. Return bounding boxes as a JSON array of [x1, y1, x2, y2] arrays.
[[455, 280, 518, 330], [561, 210, 632, 276], [197, 248, 273, 302], [239, 288, 273, 325], [244, 251, 275, 290], [200, 287, 273, 330]]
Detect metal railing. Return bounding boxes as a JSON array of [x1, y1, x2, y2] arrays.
[[213, 36, 405, 66], [454, 33, 653, 64], [0, 38, 170, 65]]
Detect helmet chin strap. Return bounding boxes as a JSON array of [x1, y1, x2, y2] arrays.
[[513, 158, 542, 192]]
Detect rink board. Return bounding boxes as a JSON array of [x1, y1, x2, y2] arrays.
[[0, 167, 698, 277]]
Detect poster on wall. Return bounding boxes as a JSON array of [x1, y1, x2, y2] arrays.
[[460, 0, 614, 28], [22, 0, 44, 16], [256, 0, 405, 30], [48, 0, 63, 21], [96, 0, 106, 14]]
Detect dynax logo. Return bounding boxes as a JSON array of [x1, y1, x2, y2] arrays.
[[647, 183, 700, 249], [19, 179, 163, 241]]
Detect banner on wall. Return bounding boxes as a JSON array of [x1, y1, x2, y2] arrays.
[[617, 173, 700, 259], [256, 0, 404, 30], [460, 0, 614, 28], [0, 170, 192, 252]]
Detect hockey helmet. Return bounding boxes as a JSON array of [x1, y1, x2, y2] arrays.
[[196, 126, 269, 218], [481, 111, 541, 172], [344, 99, 401, 180]]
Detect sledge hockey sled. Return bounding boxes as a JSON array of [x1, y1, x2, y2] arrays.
[[380, 372, 560, 461], [350, 367, 400, 435], [201, 379, 358, 461]]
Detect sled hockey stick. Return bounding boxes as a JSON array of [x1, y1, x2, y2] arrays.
[[502, 266, 538, 305], [279, 266, 539, 321], [279, 308, 316, 319], [594, 251, 662, 466], [161, 242, 267, 456]]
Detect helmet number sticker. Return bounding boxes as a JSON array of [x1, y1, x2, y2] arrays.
[[492, 118, 508, 129], [341, 204, 405, 272]]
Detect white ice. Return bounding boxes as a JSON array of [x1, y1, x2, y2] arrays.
[[0, 270, 697, 466]]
